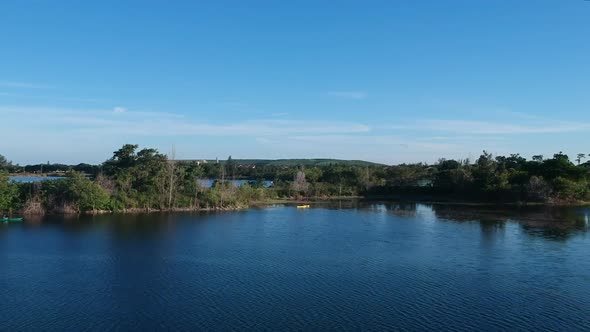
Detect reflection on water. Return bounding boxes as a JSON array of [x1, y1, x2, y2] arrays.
[[343, 201, 590, 241], [40, 202, 588, 242]]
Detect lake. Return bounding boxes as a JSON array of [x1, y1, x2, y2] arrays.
[[8, 176, 65, 183], [1, 202, 589, 331]]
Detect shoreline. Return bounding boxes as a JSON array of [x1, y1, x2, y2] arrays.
[[8, 173, 63, 177], [12, 196, 590, 216], [257, 197, 590, 207], [20, 205, 251, 216]]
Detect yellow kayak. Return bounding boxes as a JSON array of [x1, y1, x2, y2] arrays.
[[296, 205, 310, 209]]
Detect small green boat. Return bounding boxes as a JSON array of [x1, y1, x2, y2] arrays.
[[1, 217, 23, 222]]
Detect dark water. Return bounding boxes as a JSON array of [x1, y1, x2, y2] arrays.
[[1, 203, 590, 331]]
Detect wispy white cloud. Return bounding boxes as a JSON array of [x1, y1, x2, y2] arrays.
[[327, 91, 368, 100], [252, 134, 465, 164], [0, 106, 370, 137], [287, 135, 457, 150], [388, 119, 590, 135], [4, 104, 587, 164], [0, 105, 378, 163], [0, 91, 104, 103], [212, 101, 246, 108], [0, 81, 51, 89], [271, 112, 289, 117], [255, 137, 272, 144], [417, 135, 508, 142], [0, 92, 30, 99], [74, 119, 370, 137], [113, 106, 127, 114]]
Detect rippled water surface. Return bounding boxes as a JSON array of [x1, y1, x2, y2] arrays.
[[1, 203, 590, 331]]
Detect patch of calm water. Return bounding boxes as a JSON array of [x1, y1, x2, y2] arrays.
[[1, 202, 589, 331], [8, 176, 65, 183]]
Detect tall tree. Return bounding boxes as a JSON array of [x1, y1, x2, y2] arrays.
[[0, 154, 12, 170]]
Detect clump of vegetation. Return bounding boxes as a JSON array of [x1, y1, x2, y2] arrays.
[[0, 171, 19, 213], [1, 147, 589, 215], [368, 151, 590, 203]]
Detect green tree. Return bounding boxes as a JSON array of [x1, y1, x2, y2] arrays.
[[65, 172, 110, 211], [0, 171, 18, 212], [552, 177, 589, 201], [472, 151, 497, 192], [386, 164, 428, 187], [176, 161, 204, 208], [102, 144, 139, 174], [100, 144, 169, 209]]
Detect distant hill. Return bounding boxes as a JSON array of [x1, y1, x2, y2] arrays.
[[183, 159, 385, 167]]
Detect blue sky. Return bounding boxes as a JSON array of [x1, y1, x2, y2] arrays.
[[1, 0, 589, 165]]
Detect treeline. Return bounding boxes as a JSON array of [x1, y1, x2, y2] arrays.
[[1, 146, 590, 214], [231, 151, 590, 203], [0, 154, 101, 176], [369, 152, 590, 203], [22, 163, 100, 176], [213, 158, 380, 167]]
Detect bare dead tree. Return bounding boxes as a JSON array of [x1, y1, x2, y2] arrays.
[[95, 173, 115, 195], [167, 146, 178, 209], [292, 168, 309, 199]]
